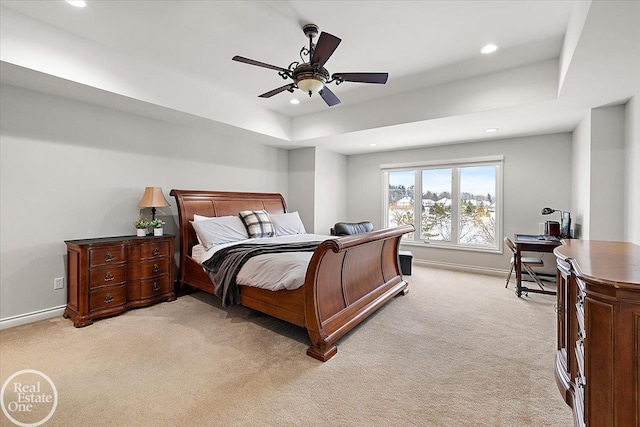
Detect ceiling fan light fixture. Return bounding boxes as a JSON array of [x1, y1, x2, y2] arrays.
[[297, 78, 324, 95]]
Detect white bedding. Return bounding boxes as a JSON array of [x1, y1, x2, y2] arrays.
[[192, 234, 330, 291]]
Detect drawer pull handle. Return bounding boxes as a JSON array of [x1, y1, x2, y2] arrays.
[[152, 248, 160, 256], [152, 282, 160, 292], [104, 272, 115, 282], [105, 293, 114, 304], [152, 264, 160, 273], [104, 252, 114, 262]]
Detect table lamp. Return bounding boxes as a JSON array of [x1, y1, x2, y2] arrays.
[[137, 187, 169, 221]]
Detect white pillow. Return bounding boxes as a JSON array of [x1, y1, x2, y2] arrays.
[[190, 215, 249, 249], [192, 214, 211, 244], [270, 211, 307, 236]]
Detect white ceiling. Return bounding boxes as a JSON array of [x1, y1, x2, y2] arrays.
[[1, 1, 638, 154]]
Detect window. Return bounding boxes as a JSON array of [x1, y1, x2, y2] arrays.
[[383, 156, 502, 252], [387, 170, 416, 241]]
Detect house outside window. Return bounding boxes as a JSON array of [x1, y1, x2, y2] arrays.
[[383, 156, 503, 252]]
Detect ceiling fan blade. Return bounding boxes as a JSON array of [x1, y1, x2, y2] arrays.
[[258, 83, 296, 98], [332, 72, 389, 84], [319, 86, 341, 106], [311, 32, 341, 67], [232, 55, 289, 73]]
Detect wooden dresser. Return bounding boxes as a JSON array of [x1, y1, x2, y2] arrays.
[[554, 240, 640, 426], [64, 235, 176, 327]]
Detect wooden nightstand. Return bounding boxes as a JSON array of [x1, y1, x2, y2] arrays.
[[64, 235, 176, 327]]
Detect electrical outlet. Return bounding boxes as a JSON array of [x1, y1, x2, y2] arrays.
[[54, 277, 64, 290]]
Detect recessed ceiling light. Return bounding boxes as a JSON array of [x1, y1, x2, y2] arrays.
[[480, 44, 498, 54], [369, 143, 377, 147], [66, 0, 86, 7], [289, 99, 300, 105], [485, 128, 499, 133]]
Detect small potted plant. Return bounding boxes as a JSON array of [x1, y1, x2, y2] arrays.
[[134, 217, 149, 237], [149, 218, 165, 236]]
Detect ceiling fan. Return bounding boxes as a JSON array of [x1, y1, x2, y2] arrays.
[[232, 24, 388, 107]]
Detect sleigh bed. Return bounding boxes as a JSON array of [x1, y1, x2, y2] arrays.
[[170, 189, 414, 361]]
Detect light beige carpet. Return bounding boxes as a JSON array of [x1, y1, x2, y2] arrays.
[[1, 266, 572, 426]]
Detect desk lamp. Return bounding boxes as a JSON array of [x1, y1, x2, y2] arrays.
[[138, 187, 169, 221]]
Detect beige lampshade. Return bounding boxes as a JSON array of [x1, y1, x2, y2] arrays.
[[137, 187, 169, 208]]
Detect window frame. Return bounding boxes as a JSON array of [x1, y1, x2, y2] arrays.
[[382, 156, 503, 253]]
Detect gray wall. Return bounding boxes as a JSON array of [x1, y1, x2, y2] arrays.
[[572, 114, 591, 239], [346, 134, 573, 272], [0, 84, 288, 321], [287, 147, 315, 232], [625, 92, 640, 245], [590, 105, 625, 241], [286, 146, 347, 235], [572, 103, 634, 242], [313, 147, 347, 235]]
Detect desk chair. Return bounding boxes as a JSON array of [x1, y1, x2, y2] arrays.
[[504, 237, 545, 291]]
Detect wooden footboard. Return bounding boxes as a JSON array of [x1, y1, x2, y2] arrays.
[[303, 224, 415, 361]]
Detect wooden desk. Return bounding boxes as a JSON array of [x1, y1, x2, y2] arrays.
[[514, 234, 562, 297]]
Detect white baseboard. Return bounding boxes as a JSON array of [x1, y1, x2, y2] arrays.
[[413, 258, 508, 277], [0, 306, 66, 330], [0, 262, 525, 330]]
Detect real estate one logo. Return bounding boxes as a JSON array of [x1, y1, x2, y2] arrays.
[[1, 369, 58, 427]]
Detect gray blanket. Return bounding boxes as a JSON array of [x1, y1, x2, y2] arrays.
[[201, 241, 321, 306]]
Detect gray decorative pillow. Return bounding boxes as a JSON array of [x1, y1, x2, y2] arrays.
[[238, 210, 276, 238]]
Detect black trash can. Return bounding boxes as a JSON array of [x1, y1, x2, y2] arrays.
[[399, 250, 413, 275]]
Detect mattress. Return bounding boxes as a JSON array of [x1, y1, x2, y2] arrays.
[[192, 234, 330, 291]]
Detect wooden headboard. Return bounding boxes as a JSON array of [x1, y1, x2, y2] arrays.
[[169, 189, 287, 259]]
